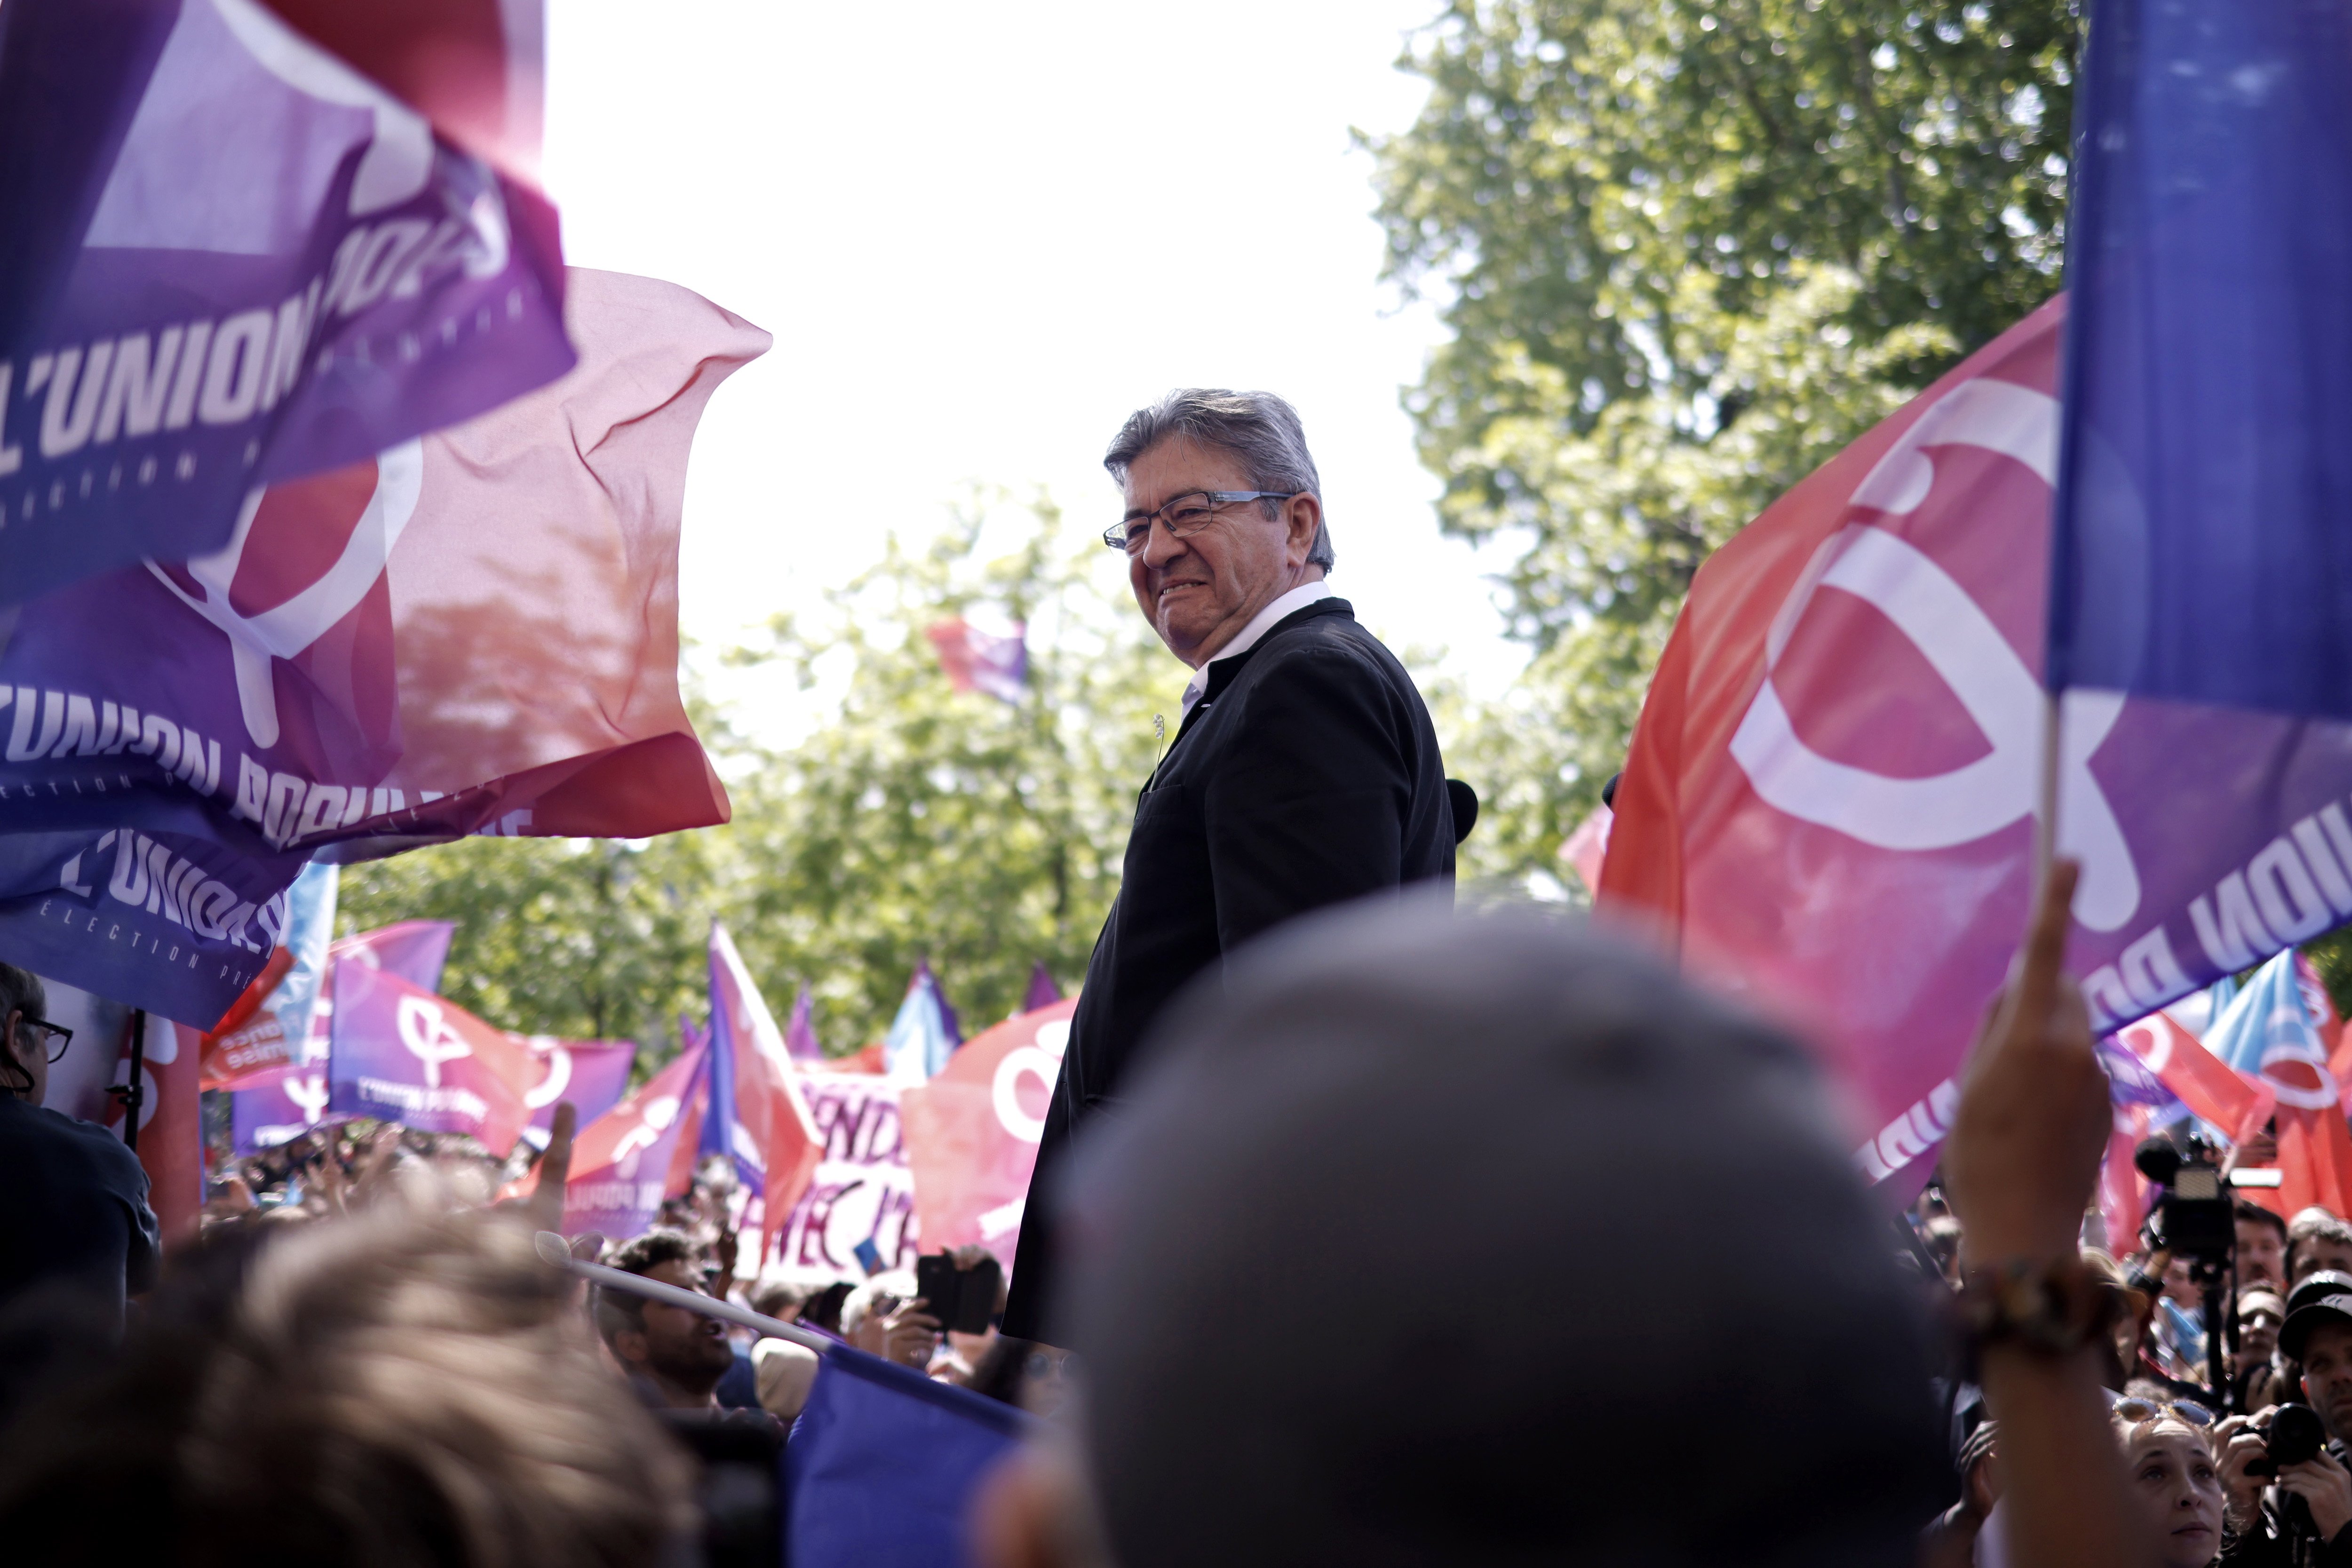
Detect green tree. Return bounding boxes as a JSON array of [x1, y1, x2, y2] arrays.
[[337, 494, 1181, 1062], [1368, 0, 2076, 877]]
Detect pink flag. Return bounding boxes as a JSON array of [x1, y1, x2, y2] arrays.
[[0, 271, 767, 1031], [901, 996, 1074, 1274], [564, 1040, 707, 1241], [326, 961, 532, 1154], [1559, 805, 1613, 897], [925, 619, 1027, 703]]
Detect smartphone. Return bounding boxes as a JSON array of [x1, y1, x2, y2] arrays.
[[915, 1252, 1002, 1335]]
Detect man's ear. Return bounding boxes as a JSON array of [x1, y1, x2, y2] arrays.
[[1284, 493, 1322, 566], [612, 1329, 651, 1369]]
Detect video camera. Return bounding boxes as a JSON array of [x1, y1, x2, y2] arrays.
[[2136, 1139, 2235, 1263]]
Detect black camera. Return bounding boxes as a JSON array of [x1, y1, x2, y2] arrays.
[[2246, 1403, 2328, 1478], [2136, 1138, 2235, 1262]]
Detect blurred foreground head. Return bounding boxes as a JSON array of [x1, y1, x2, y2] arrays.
[[0, 1206, 691, 1567], [1009, 896, 1945, 1568]]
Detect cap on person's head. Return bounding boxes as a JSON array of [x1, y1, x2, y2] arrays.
[[2281, 1270, 2352, 1360], [1050, 893, 1946, 1568]]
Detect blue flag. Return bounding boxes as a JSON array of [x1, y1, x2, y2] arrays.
[[786, 1347, 1025, 1568], [2049, 0, 2352, 713]]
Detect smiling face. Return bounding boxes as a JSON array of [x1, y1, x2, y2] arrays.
[[1121, 436, 1323, 668], [2124, 1425, 2223, 1568]]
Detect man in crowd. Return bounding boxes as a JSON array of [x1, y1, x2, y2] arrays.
[[2243, 1202, 2292, 1289], [2217, 1271, 2352, 1562], [1004, 390, 1459, 1340], [596, 1229, 736, 1410], [2235, 1285, 2289, 1412], [0, 962, 158, 1337], [2290, 1210, 2352, 1284]]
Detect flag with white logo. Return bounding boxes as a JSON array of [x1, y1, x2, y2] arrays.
[[0, 0, 571, 605], [0, 269, 766, 1028], [326, 956, 528, 1152], [516, 1034, 634, 1145], [902, 995, 1073, 1274], [231, 1061, 330, 1155], [1602, 303, 2090, 1190], [2203, 951, 2352, 1218], [563, 1037, 706, 1241]]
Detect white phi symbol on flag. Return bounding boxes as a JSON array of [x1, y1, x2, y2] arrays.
[[395, 994, 472, 1088], [1726, 377, 2141, 933]]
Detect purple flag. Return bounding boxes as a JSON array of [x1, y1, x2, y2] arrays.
[[517, 1036, 635, 1142], [0, 0, 572, 606], [1023, 961, 1061, 1015], [326, 957, 530, 1151], [787, 984, 824, 1062], [230, 1062, 330, 1155]]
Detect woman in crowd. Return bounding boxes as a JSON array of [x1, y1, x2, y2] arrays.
[[2116, 1398, 2227, 1567]]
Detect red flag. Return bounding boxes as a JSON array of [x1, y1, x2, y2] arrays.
[[563, 1040, 707, 1239], [1559, 804, 1613, 897], [1598, 302, 2071, 1178], [326, 965, 534, 1154], [198, 945, 295, 1090], [2114, 1011, 2275, 1143], [901, 997, 1074, 1273]]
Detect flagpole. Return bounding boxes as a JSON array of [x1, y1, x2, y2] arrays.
[[2034, 688, 2061, 888], [534, 1230, 834, 1354]]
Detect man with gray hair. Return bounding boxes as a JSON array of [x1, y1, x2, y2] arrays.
[[1001, 390, 1459, 1340]]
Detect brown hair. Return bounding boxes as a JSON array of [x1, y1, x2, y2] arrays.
[[0, 1208, 693, 1567]]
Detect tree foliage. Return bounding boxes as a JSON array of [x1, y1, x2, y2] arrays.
[[1369, 0, 2078, 878], [337, 497, 1180, 1064]]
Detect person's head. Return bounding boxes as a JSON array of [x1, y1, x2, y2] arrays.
[[799, 1279, 853, 1334], [2161, 1253, 2201, 1308], [596, 1229, 732, 1407], [2112, 1401, 2223, 1568], [0, 963, 54, 1105], [749, 1277, 811, 1323], [2290, 1210, 2352, 1283], [2283, 1274, 2352, 1439], [985, 896, 1945, 1568], [2239, 1287, 2288, 1369], [1103, 390, 1330, 668], [0, 1207, 692, 1565], [2238, 1201, 2289, 1288]]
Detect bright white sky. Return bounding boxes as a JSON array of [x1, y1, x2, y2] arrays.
[[541, 0, 1529, 735]]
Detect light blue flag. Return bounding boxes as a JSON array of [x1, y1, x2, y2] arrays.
[[883, 961, 956, 1082], [2201, 949, 2334, 1111]]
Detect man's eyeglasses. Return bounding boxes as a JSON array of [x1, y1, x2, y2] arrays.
[[1102, 490, 1298, 554], [16, 1015, 71, 1063]]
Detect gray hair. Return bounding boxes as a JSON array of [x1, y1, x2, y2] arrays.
[[0, 962, 43, 1096], [1105, 390, 1335, 571]]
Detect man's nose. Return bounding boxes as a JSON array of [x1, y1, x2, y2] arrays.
[[1138, 517, 1191, 570]]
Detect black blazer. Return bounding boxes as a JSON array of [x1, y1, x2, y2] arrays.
[[1003, 597, 1454, 1338]]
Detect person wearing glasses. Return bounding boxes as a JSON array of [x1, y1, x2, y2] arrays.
[[1001, 389, 1460, 1343], [0, 961, 159, 1339]]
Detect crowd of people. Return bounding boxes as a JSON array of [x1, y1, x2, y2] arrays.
[[0, 862, 2330, 1568]]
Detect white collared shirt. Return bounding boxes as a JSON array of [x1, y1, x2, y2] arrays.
[[1178, 579, 1335, 720]]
